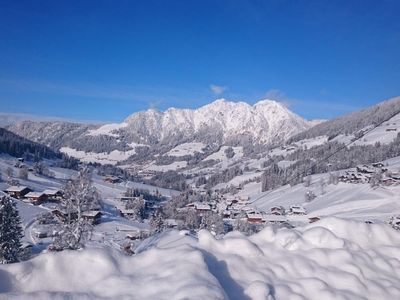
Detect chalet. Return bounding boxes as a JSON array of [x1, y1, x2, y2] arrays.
[[185, 202, 212, 212], [82, 211, 102, 225], [119, 208, 136, 218], [119, 196, 141, 202], [270, 206, 285, 215], [247, 212, 264, 224], [195, 203, 211, 212], [4, 186, 32, 198], [43, 189, 63, 200], [356, 165, 374, 174], [103, 176, 121, 184], [308, 216, 320, 223], [17, 157, 24, 162], [289, 205, 306, 215], [24, 192, 48, 204]]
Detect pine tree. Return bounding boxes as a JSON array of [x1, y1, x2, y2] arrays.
[[0, 195, 23, 264]]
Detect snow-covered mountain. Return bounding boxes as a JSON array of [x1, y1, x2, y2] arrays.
[[120, 99, 310, 144], [6, 99, 311, 160]]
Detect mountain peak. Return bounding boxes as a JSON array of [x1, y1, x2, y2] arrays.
[[122, 98, 311, 144]]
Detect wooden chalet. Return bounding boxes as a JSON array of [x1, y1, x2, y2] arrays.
[[289, 205, 306, 215], [246, 213, 264, 224], [4, 186, 32, 198], [270, 205, 285, 215], [103, 176, 121, 184], [308, 216, 321, 223], [24, 192, 48, 204], [82, 211, 102, 225], [43, 189, 63, 200]]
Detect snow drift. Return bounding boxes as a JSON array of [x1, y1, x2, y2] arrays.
[[1, 217, 400, 299]]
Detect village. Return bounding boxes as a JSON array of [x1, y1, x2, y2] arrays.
[[338, 162, 400, 185], [2, 155, 400, 254]]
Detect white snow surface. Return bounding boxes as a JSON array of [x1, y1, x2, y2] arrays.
[[145, 161, 188, 172], [60, 147, 136, 165], [86, 122, 128, 137], [166, 142, 205, 157], [1, 218, 400, 299], [352, 113, 400, 146]]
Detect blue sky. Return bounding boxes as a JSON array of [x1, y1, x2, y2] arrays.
[[0, 0, 399, 122]]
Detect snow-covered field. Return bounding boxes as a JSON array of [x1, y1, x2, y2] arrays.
[[1, 217, 400, 299], [166, 142, 205, 157], [86, 122, 128, 137], [352, 113, 400, 146], [60, 147, 137, 165], [145, 161, 188, 172]]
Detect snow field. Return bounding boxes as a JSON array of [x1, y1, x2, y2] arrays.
[[60, 147, 137, 165], [166, 142, 205, 157], [1, 217, 400, 299]]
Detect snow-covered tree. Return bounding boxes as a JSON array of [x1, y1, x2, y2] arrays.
[[149, 208, 165, 233], [0, 195, 23, 264], [370, 171, 382, 188], [303, 175, 312, 187], [182, 210, 200, 230], [18, 166, 28, 180], [200, 212, 225, 235], [5, 167, 13, 182], [305, 190, 316, 202], [51, 167, 100, 250], [125, 195, 145, 221]]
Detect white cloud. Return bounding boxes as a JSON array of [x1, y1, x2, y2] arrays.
[[210, 84, 227, 95]]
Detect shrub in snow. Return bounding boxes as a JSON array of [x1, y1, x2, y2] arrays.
[[0, 195, 23, 264]]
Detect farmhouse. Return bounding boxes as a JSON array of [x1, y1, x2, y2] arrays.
[[185, 202, 212, 212], [103, 176, 121, 184], [82, 211, 102, 225], [246, 212, 264, 224], [24, 192, 48, 204], [43, 189, 63, 200], [4, 186, 32, 198], [308, 216, 321, 223], [289, 205, 306, 215], [119, 208, 137, 218], [270, 205, 285, 215]]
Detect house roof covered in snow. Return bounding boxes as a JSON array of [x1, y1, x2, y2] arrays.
[[5, 185, 29, 192], [25, 192, 45, 198], [43, 189, 61, 195]]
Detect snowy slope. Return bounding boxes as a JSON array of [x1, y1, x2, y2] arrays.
[[1, 219, 400, 299]]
